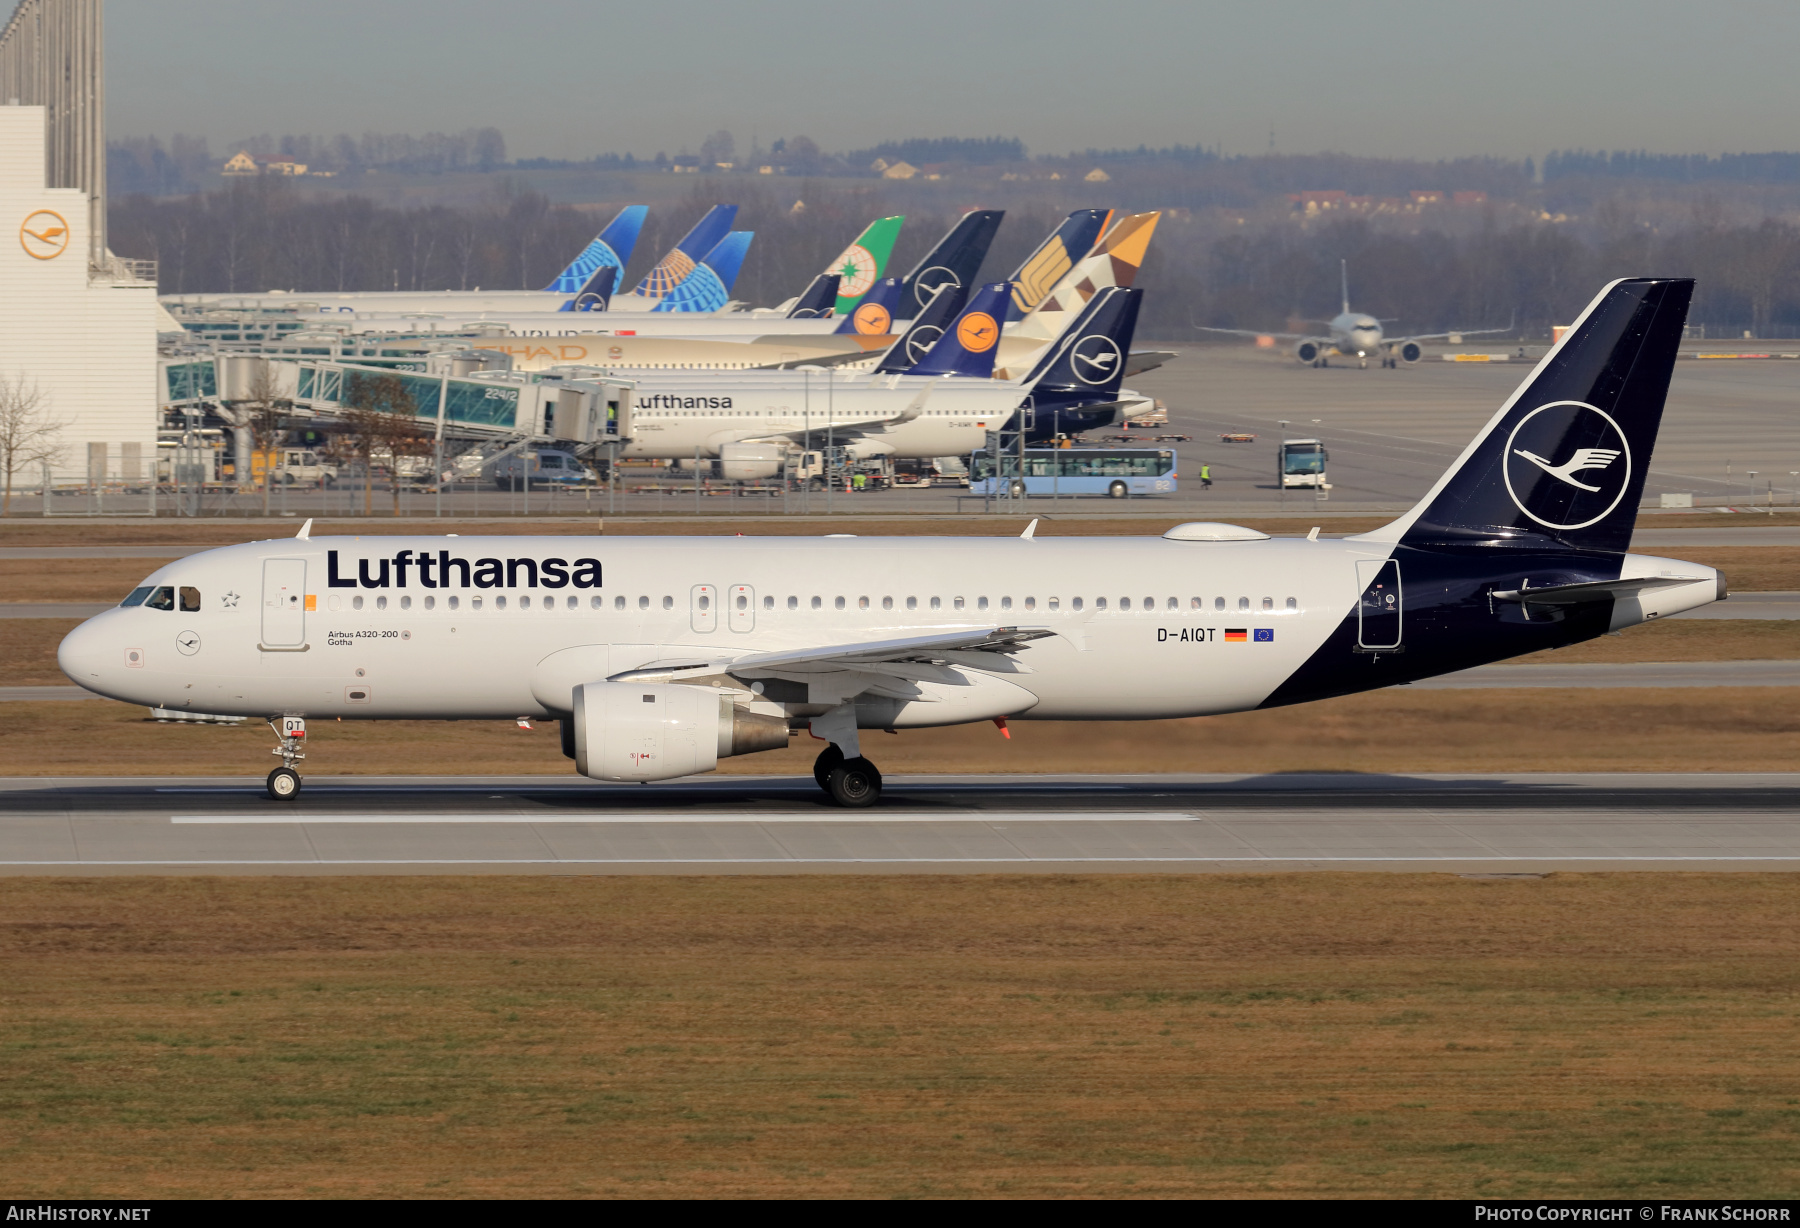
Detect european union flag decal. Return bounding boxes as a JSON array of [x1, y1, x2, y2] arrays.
[[1253, 628, 1274, 642]]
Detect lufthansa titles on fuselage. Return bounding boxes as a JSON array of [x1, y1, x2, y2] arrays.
[[326, 549, 602, 590]]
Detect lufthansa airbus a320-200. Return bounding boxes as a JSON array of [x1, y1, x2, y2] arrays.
[[62, 279, 1724, 807]]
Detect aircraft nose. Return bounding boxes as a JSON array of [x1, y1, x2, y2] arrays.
[[57, 613, 130, 698]]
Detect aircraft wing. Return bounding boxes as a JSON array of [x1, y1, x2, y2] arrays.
[[1195, 326, 1316, 341], [1400, 314, 1517, 344], [728, 626, 1055, 673]]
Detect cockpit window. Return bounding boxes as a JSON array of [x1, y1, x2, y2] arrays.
[[179, 586, 201, 612], [120, 586, 153, 608], [144, 586, 175, 611]]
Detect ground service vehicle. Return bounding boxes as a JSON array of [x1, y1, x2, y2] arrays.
[[488, 450, 589, 491], [1279, 439, 1329, 488], [971, 447, 1176, 499]]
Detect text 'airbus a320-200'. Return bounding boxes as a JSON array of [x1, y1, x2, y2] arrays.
[[62, 279, 1723, 806]]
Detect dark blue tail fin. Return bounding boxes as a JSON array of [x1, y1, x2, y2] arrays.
[[786, 273, 840, 319], [1379, 278, 1693, 555], [540, 204, 646, 293], [905, 282, 1010, 378], [1022, 285, 1141, 398], [560, 265, 618, 312], [873, 280, 968, 374], [896, 209, 1004, 317], [832, 277, 904, 336]]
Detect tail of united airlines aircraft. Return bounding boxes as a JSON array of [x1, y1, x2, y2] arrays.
[[873, 280, 969, 374], [540, 205, 647, 294], [826, 216, 905, 316], [832, 277, 904, 336], [785, 273, 840, 319], [650, 231, 754, 313], [558, 265, 619, 312], [904, 282, 1011, 378], [896, 209, 1004, 317], [1368, 277, 1694, 557], [626, 204, 739, 300]]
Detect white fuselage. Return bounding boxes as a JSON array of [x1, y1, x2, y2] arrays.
[[57, 535, 1721, 730]]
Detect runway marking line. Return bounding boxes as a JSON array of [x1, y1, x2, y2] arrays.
[[13, 856, 1800, 866], [171, 812, 1199, 825]]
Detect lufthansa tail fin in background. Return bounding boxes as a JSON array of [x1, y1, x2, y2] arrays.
[[558, 265, 618, 312], [1370, 278, 1693, 556], [540, 204, 647, 294], [651, 231, 754, 313], [904, 282, 1011, 378], [896, 209, 1004, 317], [629, 204, 738, 299], [874, 280, 969, 374], [786, 273, 840, 319], [1021, 286, 1143, 402], [832, 277, 904, 336]]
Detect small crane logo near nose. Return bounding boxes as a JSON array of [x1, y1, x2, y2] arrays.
[[176, 632, 201, 656]]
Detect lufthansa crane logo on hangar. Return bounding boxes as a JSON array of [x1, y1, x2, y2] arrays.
[[1502, 400, 1632, 530], [19, 210, 69, 260]]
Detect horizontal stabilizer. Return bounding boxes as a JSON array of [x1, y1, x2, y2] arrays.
[[1491, 575, 1712, 605]]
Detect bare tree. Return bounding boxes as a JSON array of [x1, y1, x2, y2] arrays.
[[241, 363, 289, 515], [0, 374, 63, 516], [340, 373, 419, 517]]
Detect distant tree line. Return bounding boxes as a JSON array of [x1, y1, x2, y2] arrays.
[[1544, 149, 1800, 185], [109, 129, 508, 195], [110, 178, 1800, 337]]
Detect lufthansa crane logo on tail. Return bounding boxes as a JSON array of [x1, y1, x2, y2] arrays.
[[1069, 334, 1123, 386], [912, 266, 959, 307], [1502, 400, 1632, 531], [852, 301, 892, 335], [955, 311, 999, 353], [904, 325, 943, 365], [20, 210, 68, 260]]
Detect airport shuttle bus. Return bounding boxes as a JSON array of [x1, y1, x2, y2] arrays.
[[60, 280, 1727, 809], [1279, 438, 1328, 488], [970, 447, 1177, 499]]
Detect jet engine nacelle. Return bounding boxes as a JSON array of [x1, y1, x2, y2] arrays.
[[717, 442, 787, 481], [571, 681, 789, 782], [1294, 340, 1322, 364], [1396, 340, 1424, 365]]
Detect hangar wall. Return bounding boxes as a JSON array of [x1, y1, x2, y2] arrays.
[[0, 103, 157, 485]]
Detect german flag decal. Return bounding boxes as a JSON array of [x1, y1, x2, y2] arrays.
[[1224, 628, 1247, 642]]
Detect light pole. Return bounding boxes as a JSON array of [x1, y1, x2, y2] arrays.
[[1748, 471, 1758, 510]]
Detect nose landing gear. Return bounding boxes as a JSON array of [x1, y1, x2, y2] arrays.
[[266, 717, 306, 800], [812, 745, 882, 808]]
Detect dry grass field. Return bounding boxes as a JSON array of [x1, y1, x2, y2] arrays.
[[0, 684, 1792, 777], [2, 873, 1799, 1198]]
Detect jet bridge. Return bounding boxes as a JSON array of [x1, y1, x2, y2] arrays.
[[158, 352, 635, 444]]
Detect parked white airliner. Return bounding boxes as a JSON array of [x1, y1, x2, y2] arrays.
[[60, 279, 1719, 806]]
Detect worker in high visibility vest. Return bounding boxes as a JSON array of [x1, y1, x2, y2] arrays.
[[1200, 463, 1212, 490]]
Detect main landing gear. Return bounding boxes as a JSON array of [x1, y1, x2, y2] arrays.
[[813, 744, 882, 808], [266, 717, 306, 800]]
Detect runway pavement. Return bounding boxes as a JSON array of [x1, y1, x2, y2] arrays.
[[1, 771, 1797, 874]]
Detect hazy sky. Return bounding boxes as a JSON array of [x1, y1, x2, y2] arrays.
[[107, 0, 1800, 162]]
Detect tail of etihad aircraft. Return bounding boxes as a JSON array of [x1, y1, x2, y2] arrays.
[[1263, 277, 1715, 707], [539, 204, 647, 294], [1004, 208, 1111, 321], [825, 216, 905, 316], [651, 231, 754, 313], [1008, 211, 1159, 344], [903, 281, 1012, 378], [895, 209, 1004, 317], [622, 204, 739, 303]]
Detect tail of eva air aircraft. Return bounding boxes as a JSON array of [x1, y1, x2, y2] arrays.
[[1262, 278, 1719, 709], [650, 231, 754, 313], [824, 216, 904, 316], [539, 205, 647, 294]]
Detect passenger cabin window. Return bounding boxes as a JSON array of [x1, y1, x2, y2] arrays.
[[1262, 597, 1274, 611], [145, 586, 175, 611], [1238, 597, 1250, 611], [1214, 597, 1226, 611], [1286, 597, 1299, 610], [1120, 598, 1131, 611], [179, 587, 201, 612], [120, 586, 152, 608], [1072, 597, 1083, 611]]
